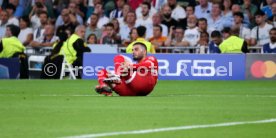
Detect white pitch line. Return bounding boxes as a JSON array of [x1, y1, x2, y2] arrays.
[[0, 94, 276, 98], [63, 118, 276, 138]]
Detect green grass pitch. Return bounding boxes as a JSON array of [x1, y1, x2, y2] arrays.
[[0, 80, 276, 138]]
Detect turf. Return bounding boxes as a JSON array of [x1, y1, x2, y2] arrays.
[[0, 80, 276, 138]]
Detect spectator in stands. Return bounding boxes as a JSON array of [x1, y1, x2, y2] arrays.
[[233, 12, 251, 44], [195, 0, 212, 19], [102, 23, 121, 44], [109, 0, 125, 19], [197, 18, 212, 35], [8, 0, 23, 18], [250, 10, 273, 46], [74, 0, 87, 20], [111, 18, 121, 43], [178, 5, 194, 30], [126, 25, 155, 53], [85, 13, 102, 42], [167, 0, 186, 21], [146, 13, 168, 39], [165, 26, 189, 47], [241, 0, 258, 24], [136, 2, 153, 26], [87, 33, 98, 44], [30, 24, 59, 47], [209, 30, 222, 53], [18, 16, 33, 46], [118, 4, 131, 26], [196, 31, 209, 53], [24, 0, 54, 19], [55, 2, 83, 28], [56, 9, 79, 42], [268, 2, 276, 27], [85, 0, 101, 20], [231, 4, 251, 28], [136, 0, 157, 19], [222, 0, 233, 20], [161, 4, 178, 32], [219, 26, 248, 53], [29, 1, 47, 30], [0, 10, 9, 39], [263, 28, 276, 53], [6, 4, 19, 26], [0, 24, 28, 78], [123, 27, 138, 46], [92, 3, 109, 29], [149, 25, 167, 51], [119, 11, 138, 41], [68, 2, 84, 23], [262, 0, 274, 19], [33, 11, 48, 41], [207, 3, 225, 32], [183, 14, 200, 47]]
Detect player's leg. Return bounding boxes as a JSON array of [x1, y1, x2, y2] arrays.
[[114, 55, 132, 76], [112, 79, 136, 96], [95, 69, 112, 96], [104, 55, 132, 83], [127, 74, 157, 96]]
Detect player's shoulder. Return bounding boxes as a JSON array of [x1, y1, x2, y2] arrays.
[[146, 56, 157, 61]]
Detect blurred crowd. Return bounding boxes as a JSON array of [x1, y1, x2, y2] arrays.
[[0, 0, 276, 53]]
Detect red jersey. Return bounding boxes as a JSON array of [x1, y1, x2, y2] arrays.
[[132, 56, 158, 81]]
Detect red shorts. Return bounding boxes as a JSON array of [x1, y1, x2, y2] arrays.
[[113, 72, 157, 96]]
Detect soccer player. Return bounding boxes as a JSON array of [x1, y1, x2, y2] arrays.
[[95, 42, 158, 96]]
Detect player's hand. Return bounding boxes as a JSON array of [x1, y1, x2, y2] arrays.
[[120, 62, 132, 76]]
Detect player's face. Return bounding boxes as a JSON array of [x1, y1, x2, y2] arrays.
[[132, 44, 146, 61]]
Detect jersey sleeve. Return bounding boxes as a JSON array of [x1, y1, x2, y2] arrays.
[[132, 56, 157, 70]]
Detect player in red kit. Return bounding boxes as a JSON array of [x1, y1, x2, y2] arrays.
[[95, 42, 158, 96]]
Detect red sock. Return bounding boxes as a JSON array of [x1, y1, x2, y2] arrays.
[[114, 55, 125, 75], [97, 69, 108, 86]]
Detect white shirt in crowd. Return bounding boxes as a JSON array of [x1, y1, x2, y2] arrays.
[[18, 27, 33, 43], [171, 5, 186, 21], [8, 17, 19, 26], [35, 35, 59, 44], [136, 6, 157, 19], [239, 26, 251, 40], [183, 27, 200, 47], [119, 23, 139, 41], [86, 15, 109, 29], [33, 28, 45, 41], [251, 23, 273, 46], [30, 14, 41, 30], [195, 2, 212, 19], [136, 16, 153, 27]]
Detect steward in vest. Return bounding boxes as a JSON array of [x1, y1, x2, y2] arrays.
[[41, 25, 91, 79], [126, 26, 155, 53], [219, 27, 248, 53], [0, 24, 28, 78]]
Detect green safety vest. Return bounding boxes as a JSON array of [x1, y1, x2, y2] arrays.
[[0, 37, 25, 58], [219, 36, 244, 53], [126, 38, 155, 53], [59, 34, 80, 64]]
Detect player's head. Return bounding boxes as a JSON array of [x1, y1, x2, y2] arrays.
[[132, 42, 147, 61]]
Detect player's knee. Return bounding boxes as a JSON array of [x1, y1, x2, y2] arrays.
[[97, 69, 107, 77], [114, 55, 125, 63]]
